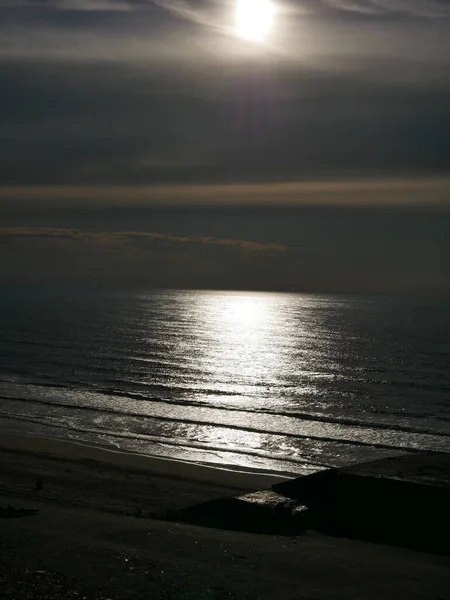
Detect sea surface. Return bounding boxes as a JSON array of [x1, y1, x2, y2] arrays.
[[0, 285, 449, 477]]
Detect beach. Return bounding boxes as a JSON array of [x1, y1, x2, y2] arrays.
[[1, 433, 449, 600]]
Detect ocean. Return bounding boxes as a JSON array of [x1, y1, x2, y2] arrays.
[[0, 285, 449, 477]]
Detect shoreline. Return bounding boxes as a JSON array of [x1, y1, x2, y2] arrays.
[[0, 430, 288, 490], [1, 434, 449, 600]]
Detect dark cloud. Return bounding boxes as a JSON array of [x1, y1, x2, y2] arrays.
[[314, 0, 450, 19], [1, 57, 449, 185], [0, 227, 288, 290], [2, 0, 449, 20], [1, 222, 448, 294]]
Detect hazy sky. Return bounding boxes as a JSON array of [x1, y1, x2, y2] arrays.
[[1, 1, 449, 292]]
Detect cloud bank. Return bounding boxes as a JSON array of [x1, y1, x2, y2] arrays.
[[319, 0, 450, 18], [2, 0, 450, 19], [0, 227, 287, 290], [1, 225, 448, 294]]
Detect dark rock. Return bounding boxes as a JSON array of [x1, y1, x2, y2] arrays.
[[173, 453, 450, 552], [172, 494, 310, 535], [0, 506, 40, 519], [272, 452, 450, 553]]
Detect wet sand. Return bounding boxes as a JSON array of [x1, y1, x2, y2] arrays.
[[1, 432, 449, 599]]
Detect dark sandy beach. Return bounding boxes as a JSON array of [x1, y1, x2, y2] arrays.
[[1, 433, 449, 600]]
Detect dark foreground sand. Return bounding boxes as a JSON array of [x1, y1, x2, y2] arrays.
[[1, 433, 449, 600]]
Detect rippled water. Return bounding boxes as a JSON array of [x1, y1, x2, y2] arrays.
[[1, 286, 449, 476]]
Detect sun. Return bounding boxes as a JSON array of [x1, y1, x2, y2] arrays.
[[236, 0, 276, 42]]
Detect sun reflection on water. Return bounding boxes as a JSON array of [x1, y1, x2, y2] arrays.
[[168, 290, 326, 470], [197, 291, 291, 383], [135, 289, 331, 471]]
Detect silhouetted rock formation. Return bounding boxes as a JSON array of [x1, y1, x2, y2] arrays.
[[273, 452, 450, 552], [0, 506, 39, 518], [175, 453, 450, 554]]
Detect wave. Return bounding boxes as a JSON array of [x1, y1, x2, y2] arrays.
[[0, 374, 245, 397], [1, 380, 449, 438], [0, 410, 336, 471], [0, 393, 446, 454]]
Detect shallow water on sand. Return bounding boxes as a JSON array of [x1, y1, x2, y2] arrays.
[[1, 286, 449, 476]]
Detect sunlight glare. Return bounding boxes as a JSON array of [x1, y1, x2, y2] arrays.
[[236, 0, 276, 42]]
